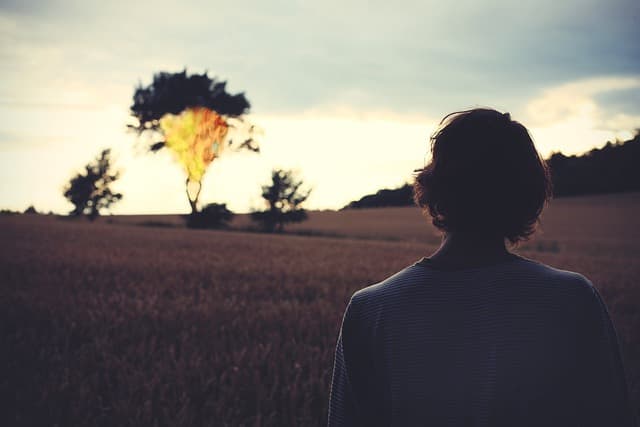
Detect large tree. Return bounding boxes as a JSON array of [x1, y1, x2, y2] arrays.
[[64, 149, 123, 220], [129, 70, 259, 214], [251, 169, 311, 233]]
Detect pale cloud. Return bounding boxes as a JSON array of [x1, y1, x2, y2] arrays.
[[524, 76, 640, 127], [522, 76, 640, 156]]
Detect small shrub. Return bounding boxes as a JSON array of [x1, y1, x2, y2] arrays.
[[186, 203, 234, 229]]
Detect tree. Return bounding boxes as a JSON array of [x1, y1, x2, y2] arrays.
[[64, 149, 123, 220], [343, 183, 413, 209], [23, 205, 38, 214], [129, 70, 259, 214], [547, 130, 640, 197], [251, 169, 311, 232]]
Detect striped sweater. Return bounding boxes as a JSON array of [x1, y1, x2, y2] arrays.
[[328, 254, 634, 426]]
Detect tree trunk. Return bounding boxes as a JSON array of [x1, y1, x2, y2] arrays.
[[189, 199, 198, 215], [186, 179, 202, 215]]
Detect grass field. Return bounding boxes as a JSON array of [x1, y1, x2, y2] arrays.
[[2, 192, 639, 426]]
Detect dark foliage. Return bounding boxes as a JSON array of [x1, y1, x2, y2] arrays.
[[129, 70, 251, 137], [186, 203, 234, 229], [63, 149, 123, 221], [344, 131, 640, 209], [547, 132, 640, 197], [23, 205, 38, 214], [251, 169, 311, 233], [344, 184, 413, 209]]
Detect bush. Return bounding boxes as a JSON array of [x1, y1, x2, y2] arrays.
[[186, 203, 234, 229]]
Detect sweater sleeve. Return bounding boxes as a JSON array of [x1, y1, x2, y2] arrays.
[[328, 297, 358, 426], [577, 280, 635, 427], [328, 294, 383, 427]]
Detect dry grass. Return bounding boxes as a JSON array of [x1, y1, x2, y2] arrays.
[[1, 192, 639, 426], [110, 192, 640, 254]]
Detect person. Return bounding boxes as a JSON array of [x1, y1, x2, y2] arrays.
[[327, 108, 634, 426]]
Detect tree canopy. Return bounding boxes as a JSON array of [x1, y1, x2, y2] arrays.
[[63, 149, 123, 220], [547, 131, 640, 197], [129, 70, 251, 137], [251, 169, 311, 232], [129, 70, 259, 214], [344, 183, 413, 209]]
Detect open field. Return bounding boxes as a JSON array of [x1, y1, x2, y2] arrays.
[[110, 192, 640, 255], [1, 192, 639, 425]]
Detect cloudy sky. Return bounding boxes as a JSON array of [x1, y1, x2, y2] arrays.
[[1, 0, 639, 214]]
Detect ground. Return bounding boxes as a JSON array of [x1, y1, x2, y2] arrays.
[[1, 192, 639, 426]]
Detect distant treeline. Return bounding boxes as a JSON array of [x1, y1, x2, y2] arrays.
[[547, 132, 640, 196], [344, 185, 414, 209], [344, 132, 640, 209]]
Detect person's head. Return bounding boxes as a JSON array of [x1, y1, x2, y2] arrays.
[[413, 108, 552, 244]]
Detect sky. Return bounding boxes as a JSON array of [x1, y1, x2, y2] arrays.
[[0, 0, 639, 214]]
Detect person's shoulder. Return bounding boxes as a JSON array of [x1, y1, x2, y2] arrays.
[[513, 255, 594, 289], [505, 255, 601, 305], [350, 263, 426, 307]]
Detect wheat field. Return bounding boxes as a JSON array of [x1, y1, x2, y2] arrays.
[[1, 192, 639, 426]]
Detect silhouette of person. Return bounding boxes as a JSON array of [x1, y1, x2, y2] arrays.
[[328, 108, 634, 426]]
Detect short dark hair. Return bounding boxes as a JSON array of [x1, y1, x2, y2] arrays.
[[413, 108, 552, 244]]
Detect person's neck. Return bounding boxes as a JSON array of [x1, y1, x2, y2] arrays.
[[427, 232, 513, 270]]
